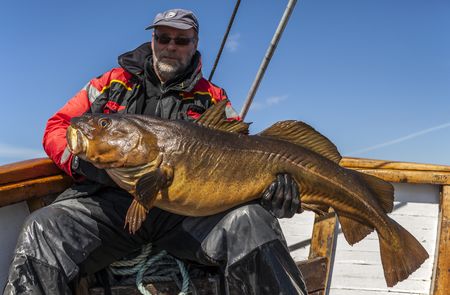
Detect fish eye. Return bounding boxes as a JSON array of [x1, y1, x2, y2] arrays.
[[98, 118, 111, 128]]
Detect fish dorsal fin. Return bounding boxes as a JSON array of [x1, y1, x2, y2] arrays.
[[194, 99, 250, 134], [258, 120, 342, 163]]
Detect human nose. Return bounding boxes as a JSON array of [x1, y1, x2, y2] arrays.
[[166, 41, 178, 50]]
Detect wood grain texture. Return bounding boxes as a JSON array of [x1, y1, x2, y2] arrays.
[[309, 211, 338, 295], [296, 257, 327, 293], [350, 169, 450, 185], [0, 158, 61, 185], [341, 158, 450, 185], [0, 175, 72, 207], [432, 185, 450, 295], [341, 157, 450, 172]]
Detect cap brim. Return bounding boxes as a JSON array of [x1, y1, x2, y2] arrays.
[[145, 21, 193, 31]]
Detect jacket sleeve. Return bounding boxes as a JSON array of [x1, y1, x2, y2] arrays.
[[43, 68, 131, 180], [42, 86, 92, 177]]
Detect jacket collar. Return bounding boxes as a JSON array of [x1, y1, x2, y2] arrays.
[[118, 42, 202, 92]]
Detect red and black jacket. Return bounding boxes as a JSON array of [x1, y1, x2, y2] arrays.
[[43, 42, 239, 178]]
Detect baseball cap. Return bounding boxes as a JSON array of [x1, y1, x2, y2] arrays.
[[145, 9, 199, 32]]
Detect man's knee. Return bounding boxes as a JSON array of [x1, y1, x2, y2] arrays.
[[223, 204, 284, 238], [16, 205, 69, 255], [200, 203, 286, 265], [25, 205, 64, 227]]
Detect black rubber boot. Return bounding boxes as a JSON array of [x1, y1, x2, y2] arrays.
[[225, 239, 307, 295]]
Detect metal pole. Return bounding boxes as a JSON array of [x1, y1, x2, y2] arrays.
[[208, 0, 241, 82], [239, 0, 297, 119]]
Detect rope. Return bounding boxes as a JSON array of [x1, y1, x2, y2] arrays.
[[109, 243, 190, 295], [175, 257, 190, 293], [110, 243, 153, 267], [136, 251, 169, 295]]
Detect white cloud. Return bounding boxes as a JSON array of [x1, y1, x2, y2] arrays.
[[250, 95, 288, 111], [348, 122, 450, 156], [0, 143, 46, 159], [266, 95, 288, 106], [225, 33, 240, 52]]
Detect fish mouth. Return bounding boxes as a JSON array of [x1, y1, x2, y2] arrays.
[[66, 126, 87, 155]]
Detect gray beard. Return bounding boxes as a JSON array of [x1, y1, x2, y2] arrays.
[[155, 59, 188, 82]]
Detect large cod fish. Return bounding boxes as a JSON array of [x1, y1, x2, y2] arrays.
[[67, 100, 428, 287]]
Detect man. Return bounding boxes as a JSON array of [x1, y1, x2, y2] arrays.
[[4, 9, 307, 294]]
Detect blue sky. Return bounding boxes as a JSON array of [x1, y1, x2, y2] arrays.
[[0, 0, 449, 166]]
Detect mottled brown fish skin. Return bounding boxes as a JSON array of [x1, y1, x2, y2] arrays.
[[67, 110, 428, 288]]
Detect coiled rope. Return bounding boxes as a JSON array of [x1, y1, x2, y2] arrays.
[[109, 243, 190, 295]]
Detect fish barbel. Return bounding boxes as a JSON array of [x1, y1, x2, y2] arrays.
[[66, 100, 428, 287]]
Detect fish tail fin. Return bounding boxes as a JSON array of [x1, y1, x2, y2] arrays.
[[337, 214, 374, 245], [358, 172, 395, 213], [125, 199, 149, 234], [378, 221, 429, 287]]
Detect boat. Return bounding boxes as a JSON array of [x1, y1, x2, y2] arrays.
[[2, 1, 447, 294], [1, 156, 449, 294]]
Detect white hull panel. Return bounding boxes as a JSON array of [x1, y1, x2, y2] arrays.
[[279, 183, 440, 295], [0, 202, 30, 289]]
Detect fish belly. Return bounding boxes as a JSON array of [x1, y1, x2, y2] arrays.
[[153, 148, 280, 216], [151, 132, 385, 232]]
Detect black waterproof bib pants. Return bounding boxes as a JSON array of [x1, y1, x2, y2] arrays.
[[3, 185, 307, 294]]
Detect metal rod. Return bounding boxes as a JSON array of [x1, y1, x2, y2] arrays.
[[208, 0, 241, 82], [240, 0, 298, 119]]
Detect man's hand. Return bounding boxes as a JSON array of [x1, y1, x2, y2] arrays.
[[261, 174, 301, 218]]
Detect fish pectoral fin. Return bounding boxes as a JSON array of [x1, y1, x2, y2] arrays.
[[127, 166, 172, 234], [257, 121, 341, 163], [136, 168, 169, 201], [125, 199, 149, 234], [194, 99, 250, 134], [337, 214, 374, 245]]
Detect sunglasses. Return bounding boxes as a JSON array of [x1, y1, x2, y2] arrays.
[[154, 34, 196, 46]]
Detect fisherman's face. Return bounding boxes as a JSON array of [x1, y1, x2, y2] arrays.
[[152, 26, 198, 82]]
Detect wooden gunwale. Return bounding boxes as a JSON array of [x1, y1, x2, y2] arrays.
[[341, 157, 450, 172], [0, 158, 72, 207], [0, 174, 72, 208], [0, 157, 61, 185], [340, 157, 450, 185]]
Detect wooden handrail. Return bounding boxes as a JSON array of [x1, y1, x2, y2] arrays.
[[341, 157, 450, 185], [341, 157, 450, 172], [0, 158, 73, 207], [0, 175, 72, 207], [0, 158, 62, 185]]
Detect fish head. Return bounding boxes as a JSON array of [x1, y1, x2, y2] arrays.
[[67, 114, 160, 169]]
